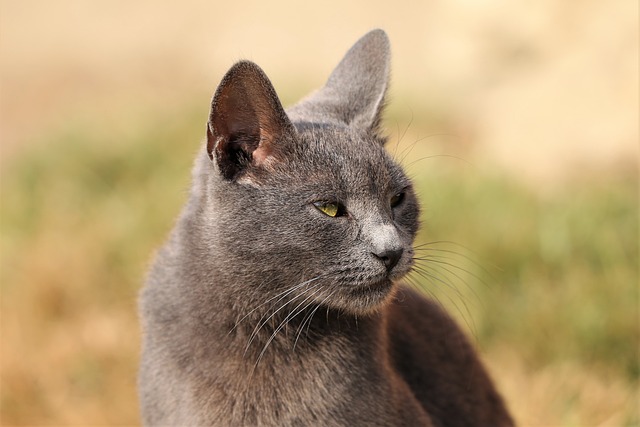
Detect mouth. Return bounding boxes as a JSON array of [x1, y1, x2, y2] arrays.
[[316, 267, 405, 315], [354, 277, 391, 289]]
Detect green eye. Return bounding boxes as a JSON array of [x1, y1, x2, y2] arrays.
[[390, 192, 405, 208], [313, 201, 343, 217]]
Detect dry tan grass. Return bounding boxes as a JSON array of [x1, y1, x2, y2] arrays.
[[486, 348, 639, 426]]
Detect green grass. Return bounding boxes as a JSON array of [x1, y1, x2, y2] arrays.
[[1, 110, 638, 425], [409, 161, 638, 378]]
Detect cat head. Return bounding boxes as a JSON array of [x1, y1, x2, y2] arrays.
[[199, 30, 420, 315]]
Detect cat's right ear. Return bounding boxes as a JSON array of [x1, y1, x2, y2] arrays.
[[207, 61, 294, 181]]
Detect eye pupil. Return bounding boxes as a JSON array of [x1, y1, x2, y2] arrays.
[[391, 192, 405, 208], [313, 201, 343, 217]]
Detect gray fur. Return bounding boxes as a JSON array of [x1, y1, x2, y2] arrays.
[[139, 29, 514, 426]]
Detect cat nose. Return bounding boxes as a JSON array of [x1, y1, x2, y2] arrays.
[[372, 247, 403, 271]]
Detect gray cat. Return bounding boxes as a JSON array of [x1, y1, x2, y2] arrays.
[[138, 29, 514, 426]]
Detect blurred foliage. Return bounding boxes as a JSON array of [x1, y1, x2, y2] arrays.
[[408, 160, 639, 380], [1, 109, 638, 425], [1, 108, 200, 423]]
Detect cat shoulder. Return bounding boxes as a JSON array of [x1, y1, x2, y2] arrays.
[[387, 286, 514, 427]]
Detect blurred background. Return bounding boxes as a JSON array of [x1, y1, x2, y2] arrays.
[[1, 0, 638, 425]]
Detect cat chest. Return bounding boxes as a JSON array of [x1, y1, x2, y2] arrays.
[[193, 352, 401, 425]]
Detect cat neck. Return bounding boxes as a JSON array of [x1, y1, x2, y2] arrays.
[[180, 298, 400, 426], [185, 283, 393, 388], [195, 283, 389, 362]]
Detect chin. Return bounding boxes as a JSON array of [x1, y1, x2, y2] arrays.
[[327, 278, 398, 316]]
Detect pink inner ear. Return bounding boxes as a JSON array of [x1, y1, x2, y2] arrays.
[[252, 145, 269, 165], [252, 130, 275, 166]]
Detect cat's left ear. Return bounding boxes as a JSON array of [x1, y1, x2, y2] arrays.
[[288, 29, 390, 135], [207, 61, 294, 181]]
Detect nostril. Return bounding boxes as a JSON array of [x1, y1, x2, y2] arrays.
[[373, 248, 403, 271]]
